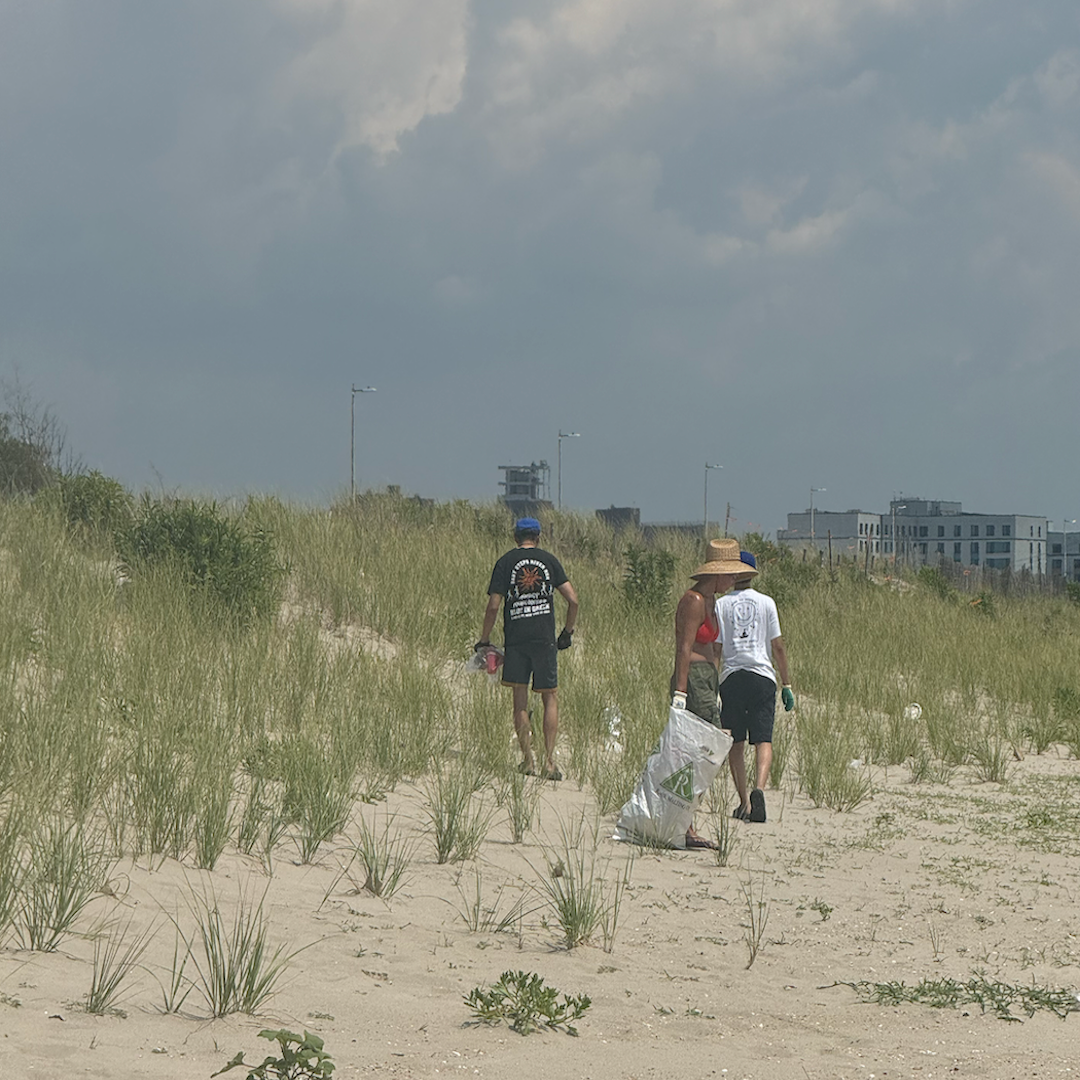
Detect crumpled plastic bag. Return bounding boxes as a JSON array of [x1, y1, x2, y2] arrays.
[[464, 645, 504, 675], [614, 707, 733, 849]]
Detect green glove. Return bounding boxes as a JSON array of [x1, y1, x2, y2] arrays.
[[781, 685, 795, 711]]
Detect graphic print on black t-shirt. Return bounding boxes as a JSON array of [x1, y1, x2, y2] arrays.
[[488, 547, 568, 646]]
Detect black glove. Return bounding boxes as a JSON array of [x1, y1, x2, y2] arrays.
[[473, 640, 491, 653], [556, 628, 573, 651]]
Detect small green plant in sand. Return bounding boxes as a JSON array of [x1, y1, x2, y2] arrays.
[[85, 915, 156, 1015], [809, 898, 833, 922], [741, 865, 770, 969], [836, 975, 1080, 1021], [533, 816, 632, 951], [171, 883, 297, 1018], [214, 1028, 335, 1079], [465, 970, 591, 1035], [18, 820, 111, 952], [450, 866, 536, 934], [347, 812, 414, 900], [422, 767, 493, 865]]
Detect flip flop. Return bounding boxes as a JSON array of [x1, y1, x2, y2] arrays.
[[517, 761, 537, 777], [541, 767, 563, 781], [749, 788, 766, 823], [732, 805, 751, 821], [685, 833, 718, 850]]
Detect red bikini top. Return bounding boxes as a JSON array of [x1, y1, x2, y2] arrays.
[[695, 617, 719, 644]]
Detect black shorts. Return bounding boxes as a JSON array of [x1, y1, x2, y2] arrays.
[[502, 641, 558, 692], [719, 670, 776, 745]]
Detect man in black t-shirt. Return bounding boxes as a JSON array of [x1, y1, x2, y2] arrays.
[[476, 517, 579, 780]]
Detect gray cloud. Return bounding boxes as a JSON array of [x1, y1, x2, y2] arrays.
[[4, 0, 1079, 528]]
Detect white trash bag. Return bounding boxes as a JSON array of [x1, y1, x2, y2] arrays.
[[614, 707, 733, 849]]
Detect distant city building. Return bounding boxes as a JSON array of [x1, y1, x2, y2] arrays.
[[595, 506, 641, 530], [778, 497, 1063, 578], [497, 462, 552, 515]]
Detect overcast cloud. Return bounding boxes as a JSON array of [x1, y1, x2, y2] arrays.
[[3, 0, 1079, 533]]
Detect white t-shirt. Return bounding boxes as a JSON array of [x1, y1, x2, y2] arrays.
[[716, 587, 782, 686]]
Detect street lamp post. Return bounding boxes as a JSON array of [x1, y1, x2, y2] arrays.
[[1059, 517, 1076, 580], [891, 503, 906, 566], [350, 385, 377, 501], [704, 463, 723, 542], [810, 487, 826, 547], [557, 431, 580, 510]]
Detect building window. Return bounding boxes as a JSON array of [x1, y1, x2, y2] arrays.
[[1053, 543, 1062, 555], [986, 541, 1011, 554], [986, 524, 995, 537], [971, 542, 980, 564], [1054, 559, 1063, 572], [953, 542, 962, 561], [1002, 524, 1011, 536], [954, 525, 961, 537], [971, 525, 979, 537], [920, 543, 927, 555], [1030, 526, 1034, 536], [1039, 526, 1042, 537], [936, 542, 945, 554], [986, 558, 1010, 569], [919, 526, 928, 537], [937, 526, 945, 537]]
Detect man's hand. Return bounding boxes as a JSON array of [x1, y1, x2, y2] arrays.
[[474, 640, 491, 653], [556, 628, 573, 651], [781, 685, 795, 711], [671, 691, 687, 711]]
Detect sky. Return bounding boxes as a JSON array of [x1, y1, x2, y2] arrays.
[[3, 0, 1080, 536]]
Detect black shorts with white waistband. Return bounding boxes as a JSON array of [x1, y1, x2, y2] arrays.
[[719, 669, 776, 745]]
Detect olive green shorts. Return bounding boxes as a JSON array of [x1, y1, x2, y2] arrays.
[[671, 661, 721, 727]]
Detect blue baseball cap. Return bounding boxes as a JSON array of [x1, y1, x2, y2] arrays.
[[739, 551, 757, 569], [514, 517, 542, 536]]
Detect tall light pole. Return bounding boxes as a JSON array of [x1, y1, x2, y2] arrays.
[[810, 487, 826, 544], [704, 463, 723, 542], [557, 431, 580, 510], [350, 385, 377, 501], [891, 502, 906, 565], [1059, 517, 1076, 579]]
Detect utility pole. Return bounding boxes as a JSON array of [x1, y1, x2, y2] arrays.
[[704, 463, 723, 542], [350, 385, 377, 501]]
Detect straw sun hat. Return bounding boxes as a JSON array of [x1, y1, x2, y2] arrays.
[[691, 538, 757, 579]]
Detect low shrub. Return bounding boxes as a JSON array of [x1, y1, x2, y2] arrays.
[[57, 470, 132, 538], [116, 497, 282, 622]]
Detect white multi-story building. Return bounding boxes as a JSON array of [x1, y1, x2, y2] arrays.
[[779, 497, 1057, 577], [778, 509, 882, 560]]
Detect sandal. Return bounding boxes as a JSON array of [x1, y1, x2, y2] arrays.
[[541, 767, 563, 781], [732, 805, 751, 821], [685, 831, 718, 850], [749, 788, 766, 823]]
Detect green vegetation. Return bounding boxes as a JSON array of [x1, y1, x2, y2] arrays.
[[838, 975, 1080, 1021], [214, 1029, 335, 1079], [465, 970, 591, 1035], [0, 488, 1079, 1035]]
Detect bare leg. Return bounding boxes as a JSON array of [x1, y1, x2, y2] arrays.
[[539, 689, 559, 774], [512, 684, 536, 772], [728, 738, 750, 812], [755, 741, 773, 790]]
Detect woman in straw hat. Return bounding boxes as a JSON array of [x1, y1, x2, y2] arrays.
[[671, 538, 756, 848]]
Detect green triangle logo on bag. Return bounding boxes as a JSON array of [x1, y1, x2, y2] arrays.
[[659, 762, 694, 801]]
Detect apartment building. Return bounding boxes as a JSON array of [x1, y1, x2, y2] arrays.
[[777, 509, 883, 560], [779, 497, 1057, 577]]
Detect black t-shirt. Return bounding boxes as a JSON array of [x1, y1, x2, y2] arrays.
[[487, 546, 569, 646]]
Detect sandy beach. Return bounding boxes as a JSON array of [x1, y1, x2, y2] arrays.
[[3, 743, 1078, 1080]]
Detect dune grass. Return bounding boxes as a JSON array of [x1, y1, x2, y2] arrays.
[[0, 490, 1078, 983]]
